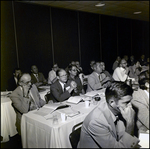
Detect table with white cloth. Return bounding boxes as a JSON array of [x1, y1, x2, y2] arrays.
[[1, 92, 18, 142], [21, 89, 106, 148]]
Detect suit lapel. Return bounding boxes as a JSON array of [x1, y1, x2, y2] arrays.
[[100, 102, 117, 138]]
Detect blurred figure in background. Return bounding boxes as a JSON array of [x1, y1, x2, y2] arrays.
[[129, 55, 135, 66], [30, 65, 47, 87], [131, 72, 149, 132], [128, 60, 141, 81], [112, 58, 135, 82], [112, 56, 121, 71], [7, 67, 22, 91], [139, 54, 147, 66], [123, 55, 129, 66], [48, 63, 59, 85], [100, 61, 114, 81], [88, 60, 96, 74]]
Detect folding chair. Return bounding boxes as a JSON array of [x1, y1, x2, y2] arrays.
[[69, 122, 83, 148]]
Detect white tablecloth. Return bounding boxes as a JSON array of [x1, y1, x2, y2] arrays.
[[21, 100, 100, 148], [1, 96, 18, 142]]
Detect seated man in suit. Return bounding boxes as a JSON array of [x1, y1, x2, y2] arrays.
[[7, 67, 22, 91], [131, 72, 149, 132], [50, 69, 77, 102], [100, 61, 114, 81], [78, 81, 140, 148], [10, 73, 46, 135], [86, 62, 111, 92], [30, 65, 47, 87]]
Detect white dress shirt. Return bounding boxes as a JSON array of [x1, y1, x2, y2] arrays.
[[112, 67, 134, 82]]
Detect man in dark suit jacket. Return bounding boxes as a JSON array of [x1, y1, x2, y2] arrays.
[[50, 69, 77, 102], [78, 81, 140, 148], [7, 68, 22, 91], [10, 73, 46, 135], [30, 65, 47, 87]]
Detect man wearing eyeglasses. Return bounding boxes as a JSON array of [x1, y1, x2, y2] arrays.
[[10, 73, 46, 135], [50, 69, 77, 102]]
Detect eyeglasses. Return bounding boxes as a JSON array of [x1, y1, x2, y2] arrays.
[[59, 74, 67, 77], [72, 69, 77, 72]]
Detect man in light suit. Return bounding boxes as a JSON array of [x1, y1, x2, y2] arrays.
[[86, 62, 111, 92], [78, 81, 140, 148], [10, 73, 46, 135], [132, 73, 149, 132], [30, 65, 47, 87], [50, 69, 77, 102]]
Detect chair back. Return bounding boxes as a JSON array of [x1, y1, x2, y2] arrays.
[[69, 122, 83, 148]]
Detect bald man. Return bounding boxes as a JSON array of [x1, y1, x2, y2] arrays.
[[10, 73, 46, 135]]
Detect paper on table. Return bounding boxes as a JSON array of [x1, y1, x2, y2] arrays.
[[139, 133, 149, 148], [85, 89, 105, 97], [34, 107, 52, 116], [67, 96, 84, 104], [57, 107, 80, 117], [43, 102, 70, 113]]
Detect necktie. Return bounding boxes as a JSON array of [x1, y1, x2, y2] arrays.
[[36, 74, 39, 82], [63, 83, 66, 92], [99, 74, 102, 82]]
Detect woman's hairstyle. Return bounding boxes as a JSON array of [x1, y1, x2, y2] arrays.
[[68, 64, 77, 72], [105, 81, 133, 103]]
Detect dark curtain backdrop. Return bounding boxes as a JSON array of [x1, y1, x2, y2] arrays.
[[1, 1, 149, 91]]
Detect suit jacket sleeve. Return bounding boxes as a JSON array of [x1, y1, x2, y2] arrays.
[[10, 90, 30, 114], [88, 75, 102, 90], [132, 89, 149, 129], [50, 82, 71, 102], [88, 117, 139, 148]]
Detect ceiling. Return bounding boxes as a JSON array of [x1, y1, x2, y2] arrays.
[[18, 1, 149, 22]]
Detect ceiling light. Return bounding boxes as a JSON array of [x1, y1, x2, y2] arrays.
[[95, 3, 105, 7], [133, 11, 142, 14]]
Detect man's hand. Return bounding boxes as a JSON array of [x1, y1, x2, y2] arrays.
[[70, 81, 77, 89], [119, 103, 135, 135]]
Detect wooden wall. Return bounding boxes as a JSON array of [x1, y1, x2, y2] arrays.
[[1, 1, 149, 91]]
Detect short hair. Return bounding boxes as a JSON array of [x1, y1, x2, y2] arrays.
[[56, 68, 65, 77], [105, 81, 133, 103], [13, 67, 21, 73], [68, 64, 77, 72], [138, 72, 149, 90]]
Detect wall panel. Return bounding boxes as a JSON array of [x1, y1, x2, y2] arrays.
[[51, 7, 79, 69], [1, 1, 17, 91], [101, 15, 117, 74], [79, 12, 100, 74], [14, 2, 52, 78], [118, 17, 132, 58]]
